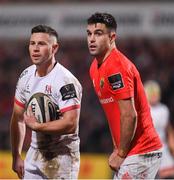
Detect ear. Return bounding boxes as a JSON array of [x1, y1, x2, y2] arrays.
[[52, 43, 59, 54], [110, 32, 116, 43]]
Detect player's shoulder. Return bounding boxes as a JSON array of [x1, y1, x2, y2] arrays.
[[16, 65, 36, 90], [106, 49, 140, 82], [55, 63, 75, 79], [111, 49, 132, 66], [116, 49, 139, 73], [158, 103, 169, 113], [18, 64, 35, 80], [55, 62, 82, 88], [55, 62, 70, 73], [106, 49, 131, 72]]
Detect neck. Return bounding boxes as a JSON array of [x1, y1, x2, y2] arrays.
[[96, 44, 116, 66], [36, 58, 56, 77]]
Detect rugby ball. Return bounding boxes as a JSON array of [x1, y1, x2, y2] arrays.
[[26, 93, 59, 123]]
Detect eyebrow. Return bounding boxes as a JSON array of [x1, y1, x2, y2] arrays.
[[87, 29, 104, 33], [29, 40, 47, 44], [95, 29, 103, 32]]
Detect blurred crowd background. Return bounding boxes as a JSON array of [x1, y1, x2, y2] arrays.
[[1, 38, 174, 153], [0, 1, 174, 157], [1, 1, 174, 178]]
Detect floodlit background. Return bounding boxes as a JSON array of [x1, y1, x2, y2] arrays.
[[0, 1, 174, 179]]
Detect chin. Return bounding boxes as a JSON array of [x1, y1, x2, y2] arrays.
[[32, 62, 41, 66], [90, 51, 98, 56]]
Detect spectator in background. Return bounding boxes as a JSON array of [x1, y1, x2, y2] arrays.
[[144, 80, 174, 179]]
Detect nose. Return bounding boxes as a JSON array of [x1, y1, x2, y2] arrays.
[[89, 34, 95, 43], [33, 44, 39, 51]]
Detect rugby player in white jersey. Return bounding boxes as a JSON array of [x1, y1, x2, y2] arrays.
[[10, 25, 82, 179], [144, 80, 174, 179]]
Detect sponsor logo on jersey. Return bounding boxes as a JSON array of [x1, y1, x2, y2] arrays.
[[108, 73, 124, 90], [99, 97, 114, 104], [60, 83, 77, 101]]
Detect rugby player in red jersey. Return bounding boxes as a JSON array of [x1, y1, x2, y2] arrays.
[[86, 12, 162, 179]]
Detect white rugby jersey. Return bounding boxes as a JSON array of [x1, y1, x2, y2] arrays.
[[150, 103, 174, 169], [151, 103, 169, 144], [15, 62, 82, 152]]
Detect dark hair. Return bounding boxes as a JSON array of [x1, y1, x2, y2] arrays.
[[31, 25, 58, 42], [87, 12, 117, 32]]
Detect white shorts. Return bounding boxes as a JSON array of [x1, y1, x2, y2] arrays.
[[24, 146, 80, 179], [114, 149, 162, 179]]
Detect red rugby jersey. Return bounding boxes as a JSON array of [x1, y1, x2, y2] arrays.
[[90, 48, 162, 155]]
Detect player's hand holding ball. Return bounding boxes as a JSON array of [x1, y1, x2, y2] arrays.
[[24, 92, 60, 131], [24, 106, 39, 131]]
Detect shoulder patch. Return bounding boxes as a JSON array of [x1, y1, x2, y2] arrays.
[[108, 73, 124, 90], [60, 83, 77, 101]]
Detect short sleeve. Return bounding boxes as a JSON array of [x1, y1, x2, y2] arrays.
[[15, 69, 28, 108], [106, 61, 134, 100], [56, 77, 82, 113]]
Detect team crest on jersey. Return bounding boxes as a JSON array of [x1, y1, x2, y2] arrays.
[[108, 73, 124, 90], [100, 78, 104, 88], [45, 85, 52, 95]]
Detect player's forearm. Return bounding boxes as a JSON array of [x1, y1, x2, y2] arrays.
[[118, 114, 137, 158], [10, 120, 26, 157], [36, 117, 77, 134], [25, 109, 79, 135], [33, 109, 79, 135]]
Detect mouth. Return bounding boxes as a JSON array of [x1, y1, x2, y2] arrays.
[[32, 54, 40, 57], [89, 45, 97, 51], [32, 54, 41, 57]]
